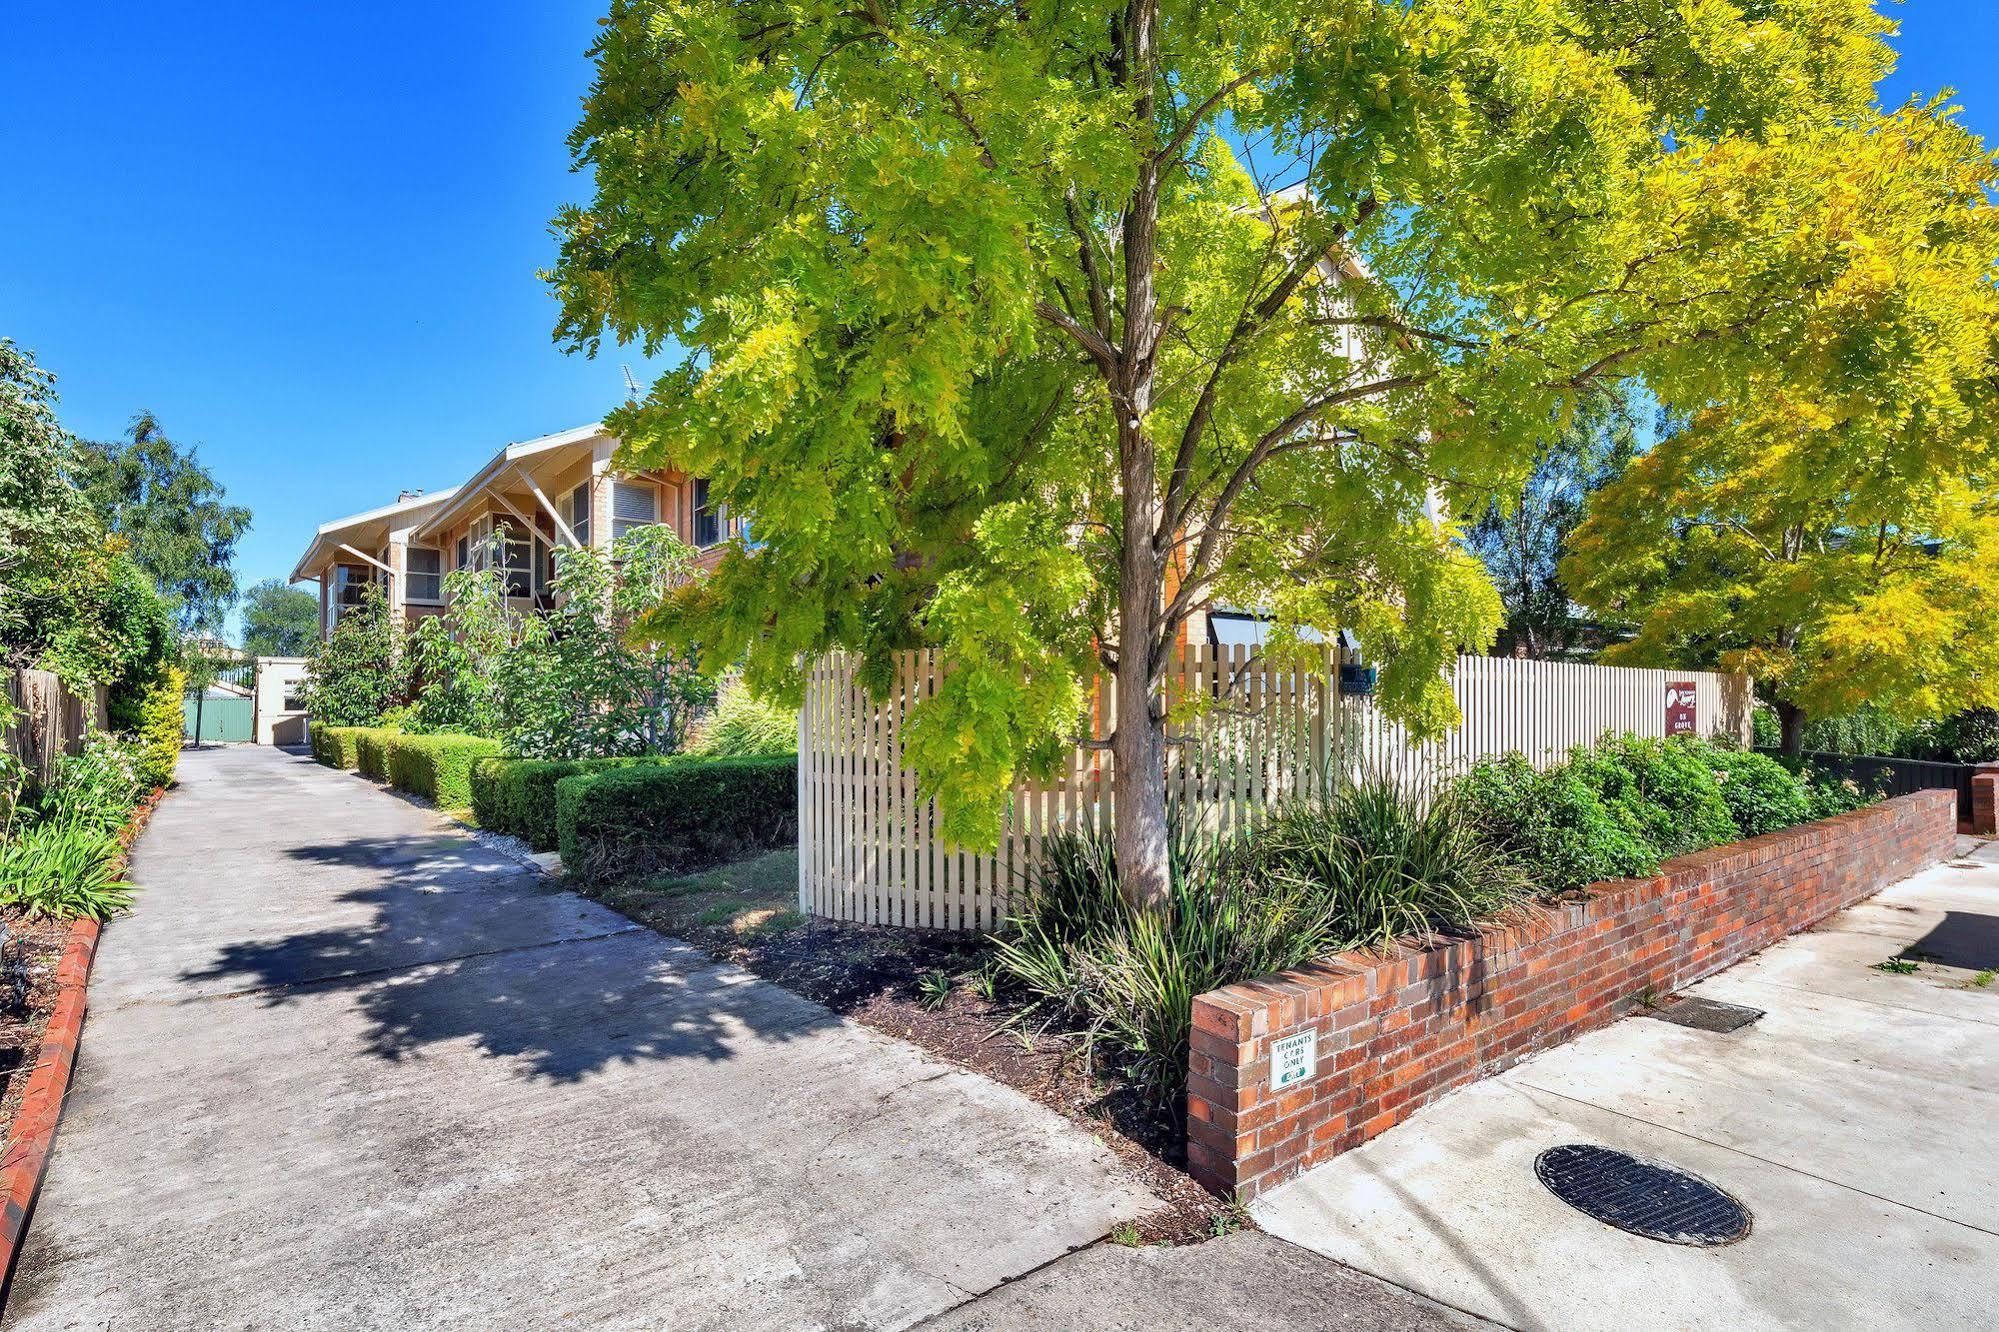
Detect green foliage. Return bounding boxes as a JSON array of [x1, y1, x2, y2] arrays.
[[353, 728, 402, 782], [239, 578, 319, 659], [382, 733, 503, 810], [70, 412, 251, 638], [0, 339, 92, 660], [130, 664, 185, 790], [1456, 751, 1659, 894], [550, 0, 1984, 889], [1801, 763, 1876, 821], [686, 681, 796, 758], [0, 817, 135, 920], [309, 724, 368, 770], [38, 734, 143, 835], [556, 756, 797, 882], [469, 755, 679, 851], [1577, 735, 1739, 860], [993, 781, 1526, 1112], [1693, 744, 1814, 839], [301, 585, 411, 727]]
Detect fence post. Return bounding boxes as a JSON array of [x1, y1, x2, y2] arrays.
[[1971, 765, 1999, 836]]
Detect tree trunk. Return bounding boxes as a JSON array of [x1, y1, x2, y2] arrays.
[[192, 692, 204, 751], [1777, 700, 1807, 760]]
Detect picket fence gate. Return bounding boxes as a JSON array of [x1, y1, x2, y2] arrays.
[[4, 668, 109, 788], [797, 648, 1754, 932]]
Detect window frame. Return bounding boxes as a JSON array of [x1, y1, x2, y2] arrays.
[[611, 479, 659, 542], [405, 546, 444, 604]]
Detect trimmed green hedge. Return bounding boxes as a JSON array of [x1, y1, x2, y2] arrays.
[[557, 756, 798, 882], [354, 728, 402, 781], [310, 724, 372, 770], [469, 755, 679, 851], [384, 733, 502, 810]]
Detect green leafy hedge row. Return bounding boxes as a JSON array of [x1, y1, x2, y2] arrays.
[[469, 755, 678, 852], [309, 724, 500, 810], [556, 756, 797, 882], [1457, 735, 1874, 895]]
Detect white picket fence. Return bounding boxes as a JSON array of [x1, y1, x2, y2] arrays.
[[797, 649, 1754, 932]]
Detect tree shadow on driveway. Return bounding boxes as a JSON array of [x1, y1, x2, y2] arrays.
[[177, 833, 838, 1083]]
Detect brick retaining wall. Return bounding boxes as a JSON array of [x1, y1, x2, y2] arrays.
[[1186, 789, 1957, 1199]]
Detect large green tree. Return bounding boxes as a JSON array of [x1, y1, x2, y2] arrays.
[[551, 0, 1987, 905], [1, 340, 91, 658], [73, 412, 251, 638], [239, 578, 321, 659]]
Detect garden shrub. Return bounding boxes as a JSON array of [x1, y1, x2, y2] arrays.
[[382, 733, 502, 810], [131, 664, 185, 790], [310, 724, 369, 770], [1688, 741, 1813, 838], [1580, 735, 1737, 859], [1456, 750, 1658, 893], [469, 755, 678, 851], [353, 727, 401, 782], [556, 755, 797, 881], [40, 733, 142, 835], [0, 816, 135, 920], [686, 683, 797, 758]]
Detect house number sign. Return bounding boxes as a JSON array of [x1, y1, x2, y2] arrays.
[[1270, 1030, 1318, 1090]]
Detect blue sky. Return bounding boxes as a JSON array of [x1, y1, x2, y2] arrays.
[[3, 2, 1996, 639]]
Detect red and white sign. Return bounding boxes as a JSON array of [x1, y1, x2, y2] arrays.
[[1665, 681, 1698, 737]]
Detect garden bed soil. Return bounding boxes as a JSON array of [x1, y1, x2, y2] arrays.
[[577, 851, 1242, 1246], [0, 914, 80, 1151]]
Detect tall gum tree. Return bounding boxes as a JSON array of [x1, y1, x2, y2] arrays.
[[550, 0, 1975, 907]]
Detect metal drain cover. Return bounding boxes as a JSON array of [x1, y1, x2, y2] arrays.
[[1535, 1145, 1752, 1246], [1642, 995, 1764, 1033]]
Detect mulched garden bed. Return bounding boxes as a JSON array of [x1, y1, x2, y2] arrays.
[[579, 859, 1245, 1246], [0, 914, 77, 1152]]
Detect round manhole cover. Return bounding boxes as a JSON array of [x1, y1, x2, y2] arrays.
[[1535, 1145, 1751, 1246]]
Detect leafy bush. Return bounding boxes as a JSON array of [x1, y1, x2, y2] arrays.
[[1456, 751, 1659, 893], [301, 585, 412, 727], [0, 816, 135, 920], [994, 783, 1532, 1113], [556, 756, 797, 881], [1581, 735, 1737, 859], [310, 723, 368, 770], [470, 755, 678, 851], [39, 734, 142, 835], [687, 683, 797, 758], [1689, 742, 1813, 838], [382, 733, 502, 810], [1802, 762, 1876, 820], [353, 728, 401, 781], [131, 663, 185, 790]]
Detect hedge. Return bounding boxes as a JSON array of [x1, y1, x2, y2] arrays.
[[469, 755, 678, 852], [132, 664, 185, 790], [353, 728, 402, 782], [384, 733, 503, 810], [556, 755, 798, 882], [310, 724, 371, 770]]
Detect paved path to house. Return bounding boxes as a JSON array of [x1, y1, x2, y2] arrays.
[[1254, 838, 1999, 1331], [4, 746, 1166, 1330]]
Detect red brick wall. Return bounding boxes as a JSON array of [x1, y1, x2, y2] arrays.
[[1186, 789, 1957, 1199]]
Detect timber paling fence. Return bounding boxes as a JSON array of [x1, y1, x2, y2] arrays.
[[798, 649, 1755, 932], [4, 669, 109, 789]]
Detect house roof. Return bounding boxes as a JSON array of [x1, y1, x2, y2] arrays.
[[408, 423, 607, 541], [288, 486, 462, 584]]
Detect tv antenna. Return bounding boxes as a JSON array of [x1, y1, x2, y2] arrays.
[[622, 365, 643, 398]]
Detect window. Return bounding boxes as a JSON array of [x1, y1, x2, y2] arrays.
[[282, 690, 306, 713], [611, 480, 657, 541], [455, 535, 469, 570], [496, 522, 534, 598], [692, 478, 722, 548], [568, 482, 592, 547], [332, 563, 375, 608], [406, 547, 442, 603]]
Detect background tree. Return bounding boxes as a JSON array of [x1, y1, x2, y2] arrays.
[[1, 340, 92, 658], [1564, 105, 1999, 758], [1466, 394, 1637, 659], [72, 411, 251, 638], [238, 579, 320, 659], [553, 0, 1982, 905]]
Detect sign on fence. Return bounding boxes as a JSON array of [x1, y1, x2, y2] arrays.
[[798, 649, 1754, 932]]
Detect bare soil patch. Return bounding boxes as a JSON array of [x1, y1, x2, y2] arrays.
[[577, 849, 1243, 1246], [0, 913, 79, 1148]]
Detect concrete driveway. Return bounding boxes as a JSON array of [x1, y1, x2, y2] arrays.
[[1254, 840, 1999, 1331], [6, 746, 1165, 1330]]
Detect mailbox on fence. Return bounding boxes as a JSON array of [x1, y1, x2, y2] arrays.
[[1338, 663, 1377, 696]]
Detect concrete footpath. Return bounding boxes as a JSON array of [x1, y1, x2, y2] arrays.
[[5, 746, 1474, 1331], [1255, 839, 1999, 1331]]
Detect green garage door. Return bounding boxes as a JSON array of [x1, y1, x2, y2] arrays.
[[184, 694, 254, 744]]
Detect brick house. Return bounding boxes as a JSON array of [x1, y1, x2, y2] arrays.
[[288, 424, 737, 639]]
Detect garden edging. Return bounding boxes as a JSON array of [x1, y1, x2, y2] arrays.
[[1186, 788, 1957, 1200], [0, 915, 101, 1285]]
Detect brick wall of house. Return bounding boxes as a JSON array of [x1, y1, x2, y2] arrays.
[[1186, 789, 1957, 1200]]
